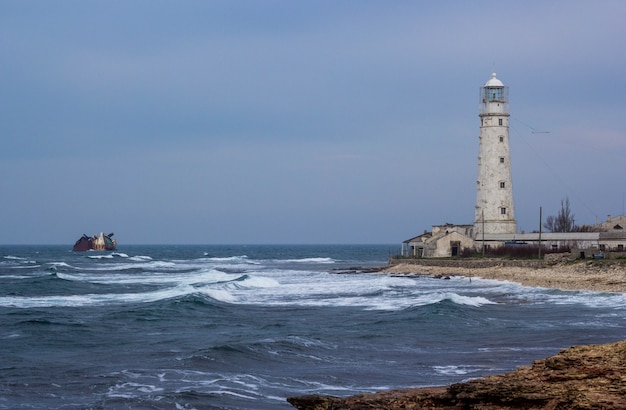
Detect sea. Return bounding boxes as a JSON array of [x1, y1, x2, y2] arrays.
[[1, 244, 625, 410]]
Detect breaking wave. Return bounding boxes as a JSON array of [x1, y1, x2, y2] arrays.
[[276, 257, 335, 264]]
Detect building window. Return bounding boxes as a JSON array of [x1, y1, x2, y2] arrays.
[[499, 157, 505, 163], [500, 181, 506, 189], [499, 136, 504, 142], [619, 244, 624, 252], [500, 207, 507, 215], [551, 244, 558, 250], [600, 244, 606, 251], [498, 119, 503, 126]]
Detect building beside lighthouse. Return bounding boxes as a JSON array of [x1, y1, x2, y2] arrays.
[[474, 73, 517, 238], [400, 73, 626, 258]]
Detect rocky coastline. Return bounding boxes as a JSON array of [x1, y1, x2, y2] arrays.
[[288, 259, 626, 409], [288, 339, 626, 409], [383, 258, 626, 292]]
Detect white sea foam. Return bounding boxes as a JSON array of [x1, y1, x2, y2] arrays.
[[228, 275, 280, 289], [448, 293, 496, 307], [87, 254, 114, 259], [4, 255, 27, 260], [449, 276, 626, 309], [202, 255, 249, 262], [175, 404, 197, 410], [276, 257, 335, 264], [284, 336, 337, 350], [560, 292, 626, 309], [201, 390, 258, 399], [202, 270, 506, 311], [130, 255, 152, 261], [478, 346, 524, 353], [3, 255, 37, 264], [56, 272, 78, 281], [0, 284, 196, 308], [6, 251, 624, 315], [203, 270, 412, 310], [433, 365, 485, 376], [48, 262, 75, 269], [57, 268, 237, 287], [171, 371, 274, 396], [87, 260, 177, 271], [198, 288, 237, 303], [4, 264, 41, 269], [107, 381, 163, 398]]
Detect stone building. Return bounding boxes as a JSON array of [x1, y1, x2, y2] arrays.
[[401, 224, 474, 258], [597, 215, 626, 254]]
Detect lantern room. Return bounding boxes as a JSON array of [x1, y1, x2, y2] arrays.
[[479, 73, 509, 115]]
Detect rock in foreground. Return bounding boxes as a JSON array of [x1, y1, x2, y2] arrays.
[[288, 339, 626, 409]]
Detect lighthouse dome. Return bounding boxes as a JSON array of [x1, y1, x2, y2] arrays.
[[485, 72, 503, 87]]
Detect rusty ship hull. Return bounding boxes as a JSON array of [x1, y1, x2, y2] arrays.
[[73, 232, 117, 252]]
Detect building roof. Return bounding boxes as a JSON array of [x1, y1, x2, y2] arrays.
[[403, 232, 432, 243], [485, 72, 504, 87], [600, 215, 626, 231]]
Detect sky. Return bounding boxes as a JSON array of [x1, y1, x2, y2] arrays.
[[1, 1, 625, 245]]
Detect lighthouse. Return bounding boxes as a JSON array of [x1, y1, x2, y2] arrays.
[[474, 73, 517, 238]]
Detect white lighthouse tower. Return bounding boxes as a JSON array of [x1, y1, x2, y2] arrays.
[[474, 73, 517, 238]]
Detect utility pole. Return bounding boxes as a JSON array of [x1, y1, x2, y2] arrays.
[[538, 206, 542, 259]]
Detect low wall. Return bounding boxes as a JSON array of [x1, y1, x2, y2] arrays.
[[387, 258, 545, 269], [573, 248, 626, 260]]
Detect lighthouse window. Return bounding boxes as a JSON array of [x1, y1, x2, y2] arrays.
[[499, 157, 505, 163], [498, 119, 503, 126], [500, 207, 507, 215], [500, 181, 506, 189], [499, 136, 504, 142], [485, 88, 504, 101]]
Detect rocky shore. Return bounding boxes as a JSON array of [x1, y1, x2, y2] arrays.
[[288, 260, 626, 409], [288, 338, 626, 409], [383, 259, 626, 292]]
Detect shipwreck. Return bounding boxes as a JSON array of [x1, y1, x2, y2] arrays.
[[73, 232, 117, 252]]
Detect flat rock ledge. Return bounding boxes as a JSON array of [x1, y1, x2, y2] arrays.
[[287, 339, 626, 410]]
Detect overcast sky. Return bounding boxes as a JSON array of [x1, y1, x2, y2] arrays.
[[1, 1, 625, 245]]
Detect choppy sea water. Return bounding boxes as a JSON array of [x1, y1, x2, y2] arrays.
[[1, 244, 625, 409]]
